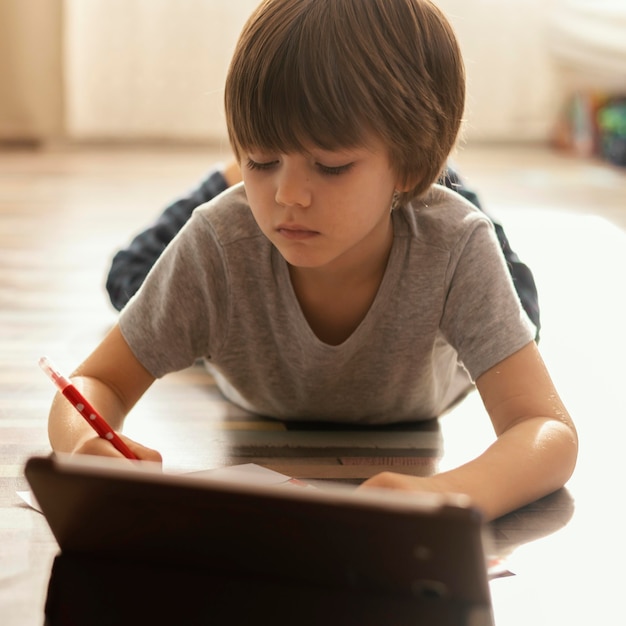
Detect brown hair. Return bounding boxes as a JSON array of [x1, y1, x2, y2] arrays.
[[225, 0, 465, 204]]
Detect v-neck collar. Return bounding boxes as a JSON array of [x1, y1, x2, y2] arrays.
[[271, 210, 408, 350]]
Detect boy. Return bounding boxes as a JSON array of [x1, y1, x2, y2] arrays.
[[47, 0, 577, 521]]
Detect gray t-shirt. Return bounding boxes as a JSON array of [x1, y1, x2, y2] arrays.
[[119, 183, 535, 424]]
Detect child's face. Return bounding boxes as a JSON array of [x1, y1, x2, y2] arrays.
[[241, 137, 401, 272]]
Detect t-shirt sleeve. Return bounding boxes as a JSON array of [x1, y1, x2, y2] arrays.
[[440, 216, 536, 381], [118, 209, 229, 379]]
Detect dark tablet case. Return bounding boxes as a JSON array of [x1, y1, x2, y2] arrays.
[[26, 454, 494, 626]]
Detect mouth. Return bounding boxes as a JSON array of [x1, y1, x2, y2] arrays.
[[276, 224, 320, 240]]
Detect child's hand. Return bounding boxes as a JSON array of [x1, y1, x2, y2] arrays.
[[360, 472, 426, 491], [74, 434, 163, 464], [359, 472, 455, 497]]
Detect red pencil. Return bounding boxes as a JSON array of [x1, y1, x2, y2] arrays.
[[39, 356, 138, 460]]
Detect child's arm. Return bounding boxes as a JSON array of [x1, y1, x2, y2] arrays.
[[47, 325, 161, 461], [361, 341, 578, 521]]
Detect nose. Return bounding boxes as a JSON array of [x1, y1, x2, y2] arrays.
[[275, 160, 312, 209]]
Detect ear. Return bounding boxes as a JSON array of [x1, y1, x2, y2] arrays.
[[394, 173, 420, 194], [395, 181, 413, 193]]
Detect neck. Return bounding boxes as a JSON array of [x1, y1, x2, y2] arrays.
[[287, 217, 394, 345]]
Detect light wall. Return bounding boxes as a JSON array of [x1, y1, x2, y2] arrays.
[[441, 0, 564, 143], [64, 0, 259, 143], [2, 0, 624, 144], [63, 0, 564, 143], [0, 0, 64, 141]]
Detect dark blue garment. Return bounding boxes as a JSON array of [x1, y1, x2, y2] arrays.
[[106, 169, 229, 312]]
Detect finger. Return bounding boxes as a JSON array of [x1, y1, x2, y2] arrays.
[[76, 435, 163, 464], [360, 471, 417, 491], [76, 436, 128, 459], [118, 435, 163, 464]]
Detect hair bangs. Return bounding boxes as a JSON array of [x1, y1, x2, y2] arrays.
[[226, 0, 372, 156], [226, 0, 466, 203]]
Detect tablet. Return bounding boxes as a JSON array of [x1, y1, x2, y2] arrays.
[[25, 454, 494, 625]]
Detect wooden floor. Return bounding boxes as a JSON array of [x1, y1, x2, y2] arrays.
[[1, 141, 625, 624]]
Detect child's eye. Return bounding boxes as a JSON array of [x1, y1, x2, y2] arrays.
[[317, 163, 354, 176], [246, 158, 278, 171]]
